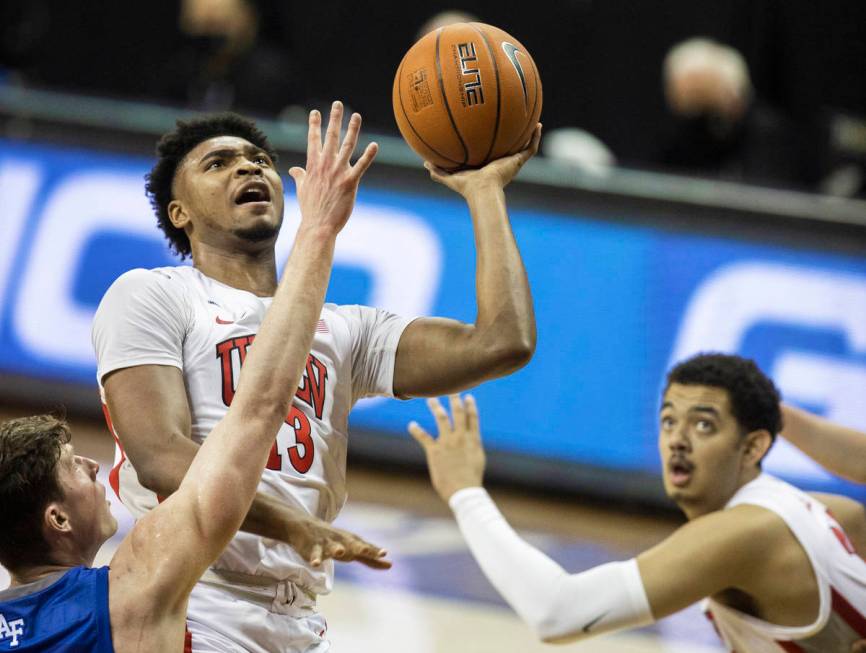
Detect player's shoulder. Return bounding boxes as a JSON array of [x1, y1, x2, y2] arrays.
[[674, 503, 789, 561], [323, 302, 375, 325], [105, 265, 191, 295]]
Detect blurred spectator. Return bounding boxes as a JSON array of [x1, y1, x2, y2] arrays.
[[542, 127, 615, 176], [148, 0, 301, 114], [416, 10, 480, 40], [658, 38, 807, 189]]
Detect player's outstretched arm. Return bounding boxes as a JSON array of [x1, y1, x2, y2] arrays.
[[781, 403, 866, 484], [392, 126, 541, 398], [109, 103, 383, 617], [410, 395, 770, 643]]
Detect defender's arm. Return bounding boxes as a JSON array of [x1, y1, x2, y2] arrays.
[[104, 364, 385, 565]]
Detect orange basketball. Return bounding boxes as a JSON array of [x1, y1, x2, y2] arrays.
[[393, 23, 542, 170]]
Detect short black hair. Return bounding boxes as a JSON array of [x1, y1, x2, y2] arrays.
[[0, 415, 71, 570], [665, 353, 782, 442], [145, 113, 278, 259]]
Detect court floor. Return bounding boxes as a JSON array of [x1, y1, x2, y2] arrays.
[[0, 408, 724, 652]]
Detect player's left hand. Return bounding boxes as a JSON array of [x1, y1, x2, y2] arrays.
[[424, 123, 541, 198], [287, 514, 392, 570], [409, 394, 487, 502]]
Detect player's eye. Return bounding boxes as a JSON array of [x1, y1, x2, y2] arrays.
[[206, 159, 224, 170], [254, 155, 270, 166], [660, 416, 675, 429], [696, 419, 715, 433]]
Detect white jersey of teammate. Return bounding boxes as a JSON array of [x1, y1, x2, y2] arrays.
[[705, 474, 866, 652], [92, 265, 411, 594]]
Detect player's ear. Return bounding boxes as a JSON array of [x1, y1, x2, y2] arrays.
[[742, 429, 772, 468], [44, 503, 72, 535], [168, 200, 190, 230]]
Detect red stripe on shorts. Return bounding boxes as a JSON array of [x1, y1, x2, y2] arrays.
[[832, 586, 866, 637]]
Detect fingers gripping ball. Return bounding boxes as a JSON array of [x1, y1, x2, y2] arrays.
[[393, 23, 542, 170]]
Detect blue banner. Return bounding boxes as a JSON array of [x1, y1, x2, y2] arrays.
[[2, 138, 865, 501]]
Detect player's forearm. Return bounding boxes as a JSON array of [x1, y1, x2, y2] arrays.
[[465, 185, 535, 370], [134, 434, 314, 542], [449, 487, 652, 643], [782, 404, 866, 484]]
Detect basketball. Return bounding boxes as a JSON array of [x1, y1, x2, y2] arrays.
[[392, 23, 542, 170]]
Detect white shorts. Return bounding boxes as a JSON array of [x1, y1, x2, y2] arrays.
[[186, 572, 329, 653]]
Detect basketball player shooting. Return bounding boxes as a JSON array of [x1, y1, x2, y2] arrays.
[[92, 98, 540, 651], [411, 353, 866, 652], [0, 106, 388, 652]]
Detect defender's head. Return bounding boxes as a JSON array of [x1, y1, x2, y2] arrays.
[[659, 353, 781, 519], [0, 416, 117, 572], [146, 113, 282, 260]]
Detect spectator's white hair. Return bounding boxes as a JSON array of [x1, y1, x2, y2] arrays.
[[664, 38, 751, 97]]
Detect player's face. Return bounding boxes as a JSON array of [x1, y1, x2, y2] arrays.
[[658, 384, 751, 519], [55, 444, 118, 557], [172, 136, 285, 253]]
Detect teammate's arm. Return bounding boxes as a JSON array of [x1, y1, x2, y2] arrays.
[[410, 395, 767, 643], [781, 404, 866, 484], [110, 104, 384, 608], [392, 126, 541, 398], [103, 366, 385, 567]]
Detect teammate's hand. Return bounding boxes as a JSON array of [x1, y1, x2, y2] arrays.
[[852, 639, 866, 653], [288, 101, 378, 236], [409, 394, 487, 502], [286, 513, 392, 570], [423, 123, 541, 198]]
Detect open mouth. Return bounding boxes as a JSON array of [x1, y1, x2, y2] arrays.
[[668, 458, 694, 487], [234, 181, 271, 205]]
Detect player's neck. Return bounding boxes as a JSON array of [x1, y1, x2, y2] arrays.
[[192, 241, 279, 297], [9, 563, 78, 587]]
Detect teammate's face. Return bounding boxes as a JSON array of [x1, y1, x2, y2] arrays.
[[658, 384, 757, 519], [170, 136, 285, 253], [54, 444, 118, 559]]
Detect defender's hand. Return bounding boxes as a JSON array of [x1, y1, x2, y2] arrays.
[[286, 513, 391, 570], [409, 394, 487, 502], [289, 101, 378, 236], [424, 123, 541, 198]]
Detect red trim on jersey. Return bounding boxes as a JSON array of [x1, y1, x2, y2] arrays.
[[184, 627, 193, 653], [102, 403, 126, 501], [832, 586, 866, 636], [775, 641, 805, 653]]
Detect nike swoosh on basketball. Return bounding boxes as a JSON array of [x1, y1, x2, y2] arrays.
[[581, 612, 607, 633], [501, 42, 529, 110]]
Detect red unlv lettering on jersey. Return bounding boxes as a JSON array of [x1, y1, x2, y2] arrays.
[[215, 335, 328, 473]]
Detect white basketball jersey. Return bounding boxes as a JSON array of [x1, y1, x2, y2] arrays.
[[92, 266, 411, 593], [704, 474, 866, 652]]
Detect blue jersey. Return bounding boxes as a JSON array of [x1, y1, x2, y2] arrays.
[[0, 566, 113, 652]]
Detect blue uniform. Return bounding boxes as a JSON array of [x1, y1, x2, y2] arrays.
[[0, 566, 113, 652]]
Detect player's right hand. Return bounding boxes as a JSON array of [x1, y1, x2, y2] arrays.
[[409, 394, 487, 502], [287, 513, 392, 570], [288, 101, 378, 236]]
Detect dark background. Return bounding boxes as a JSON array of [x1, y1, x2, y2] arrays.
[[2, 0, 864, 175]]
